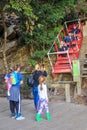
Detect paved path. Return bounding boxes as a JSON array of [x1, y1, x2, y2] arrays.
[[0, 98, 87, 130]]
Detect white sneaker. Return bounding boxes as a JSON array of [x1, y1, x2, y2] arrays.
[[11, 114, 17, 119], [16, 115, 25, 120], [11, 113, 16, 118]]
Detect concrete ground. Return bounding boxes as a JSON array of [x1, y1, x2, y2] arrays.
[[0, 97, 87, 130]]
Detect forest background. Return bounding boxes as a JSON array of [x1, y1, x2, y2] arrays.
[[0, 0, 87, 72], [0, 0, 87, 97]]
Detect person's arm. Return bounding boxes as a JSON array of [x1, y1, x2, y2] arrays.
[[20, 80, 23, 85], [43, 70, 47, 77], [19, 73, 23, 85], [5, 78, 8, 83], [41, 67, 47, 77]]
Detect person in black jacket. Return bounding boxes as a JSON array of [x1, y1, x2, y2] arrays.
[[63, 33, 75, 43], [59, 41, 68, 57], [32, 64, 47, 111], [71, 25, 79, 35]]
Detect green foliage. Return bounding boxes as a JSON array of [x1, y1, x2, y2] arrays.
[[76, 0, 87, 15], [28, 59, 38, 67], [4, 0, 37, 28], [9, 0, 36, 21], [31, 49, 48, 61], [22, 73, 32, 98], [18, 32, 31, 45], [23, 73, 30, 89], [2, 0, 87, 64], [1, 0, 87, 93], [11, 0, 83, 64]]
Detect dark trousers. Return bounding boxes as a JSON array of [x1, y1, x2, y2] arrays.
[[9, 100, 20, 115], [32, 86, 39, 110]]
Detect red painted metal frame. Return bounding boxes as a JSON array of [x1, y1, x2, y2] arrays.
[[47, 19, 84, 76]]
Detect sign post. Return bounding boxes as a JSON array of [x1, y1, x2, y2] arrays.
[[72, 59, 81, 95]]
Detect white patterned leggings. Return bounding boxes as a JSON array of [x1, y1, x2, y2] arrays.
[[37, 98, 49, 114]]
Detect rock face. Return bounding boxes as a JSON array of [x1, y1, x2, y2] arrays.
[[0, 13, 21, 73], [0, 13, 20, 39], [83, 21, 87, 37], [0, 74, 6, 97], [0, 40, 18, 73], [7, 25, 17, 40]]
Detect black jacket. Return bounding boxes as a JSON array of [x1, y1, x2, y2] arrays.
[[33, 70, 47, 87]]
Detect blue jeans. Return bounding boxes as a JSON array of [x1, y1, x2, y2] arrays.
[[32, 86, 39, 110]]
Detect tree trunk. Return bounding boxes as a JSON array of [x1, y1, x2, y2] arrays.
[[0, 4, 8, 72], [30, 44, 34, 54]]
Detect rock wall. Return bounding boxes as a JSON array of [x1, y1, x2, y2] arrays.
[[83, 21, 87, 37], [0, 13, 21, 73], [0, 74, 6, 97]]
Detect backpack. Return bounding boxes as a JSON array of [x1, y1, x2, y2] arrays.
[[10, 72, 19, 85], [27, 74, 34, 87]]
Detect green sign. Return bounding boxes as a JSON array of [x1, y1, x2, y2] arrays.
[[72, 59, 80, 77]]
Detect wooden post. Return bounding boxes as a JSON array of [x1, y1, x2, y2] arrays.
[[77, 77, 81, 95], [65, 84, 71, 103]]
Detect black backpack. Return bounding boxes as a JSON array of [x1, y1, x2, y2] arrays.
[[27, 74, 34, 87]]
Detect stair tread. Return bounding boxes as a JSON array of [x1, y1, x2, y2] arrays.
[[80, 75, 87, 77], [81, 68, 87, 70], [53, 69, 72, 73], [81, 72, 87, 74], [56, 61, 70, 64], [54, 65, 70, 68]]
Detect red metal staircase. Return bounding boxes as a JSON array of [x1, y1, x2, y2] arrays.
[[47, 19, 84, 77]]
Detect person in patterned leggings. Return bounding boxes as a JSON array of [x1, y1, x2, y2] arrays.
[[36, 75, 51, 121]]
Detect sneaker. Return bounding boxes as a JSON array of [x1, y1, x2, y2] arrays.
[[11, 113, 17, 119], [16, 115, 25, 120]]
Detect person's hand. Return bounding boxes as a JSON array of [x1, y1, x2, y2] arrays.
[[46, 99, 49, 103], [43, 67, 46, 71], [20, 80, 23, 85]]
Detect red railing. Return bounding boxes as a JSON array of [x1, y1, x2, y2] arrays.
[[47, 19, 84, 76]]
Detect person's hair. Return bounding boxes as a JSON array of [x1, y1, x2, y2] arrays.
[[40, 64, 44, 68], [13, 64, 20, 71], [35, 64, 40, 70], [9, 68, 13, 73], [39, 75, 46, 91]]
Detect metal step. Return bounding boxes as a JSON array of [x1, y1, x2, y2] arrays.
[[56, 59, 69, 64], [54, 64, 70, 69], [85, 53, 87, 58], [53, 69, 72, 73], [81, 68, 87, 71], [81, 72, 87, 75], [80, 75, 87, 78], [80, 58, 87, 62]]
